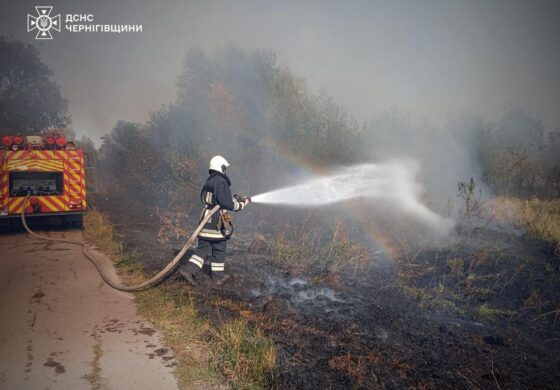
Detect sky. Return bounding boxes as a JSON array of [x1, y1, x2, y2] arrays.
[[1, 0, 559, 143]]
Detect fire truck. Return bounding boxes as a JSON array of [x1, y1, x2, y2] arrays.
[[0, 129, 86, 229]]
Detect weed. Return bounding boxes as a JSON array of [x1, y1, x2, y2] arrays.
[[457, 177, 482, 239], [446, 258, 463, 268], [84, 209, 123, 254], [472, 287, 494, 299], [518, 199, 560, 253], [397, 283, 465, 315], [116, 254, 145, 276], [485, 197, 560, 252], [270, 218, 368, 276], [82, 331, 103, 390], [521, 289, 543, 316], [211, 317, 276, 389], [474, 304, 515, 321]]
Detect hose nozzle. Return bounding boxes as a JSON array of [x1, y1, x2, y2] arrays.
[[234, 194, 251, 204]]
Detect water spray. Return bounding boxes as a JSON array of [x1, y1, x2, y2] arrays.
[[251, 161, 452, 231]]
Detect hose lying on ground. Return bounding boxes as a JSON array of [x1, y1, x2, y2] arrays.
[[21, 194, 220, 292]]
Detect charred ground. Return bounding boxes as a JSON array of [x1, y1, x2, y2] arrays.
[[95, 194, 560, 389]]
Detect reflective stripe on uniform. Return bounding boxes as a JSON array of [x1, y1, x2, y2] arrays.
[[205, 192, 213, 205], [211, 262, 225, 271], [188, 254, 204, 268], [233, 199, 243, 211], [199, 228, 226, 239]]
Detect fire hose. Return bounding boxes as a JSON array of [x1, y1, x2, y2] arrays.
[[20, 194, 220, 292]]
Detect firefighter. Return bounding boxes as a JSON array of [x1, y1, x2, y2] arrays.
[[178, 155, 250, 286]]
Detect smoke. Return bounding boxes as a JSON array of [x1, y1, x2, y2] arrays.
[[252, 161, 453, 233], [2, 1, 560, 142], [361, 110, 490, 210], [251, 277, 345, 307]]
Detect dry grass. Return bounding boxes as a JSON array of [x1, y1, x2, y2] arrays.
[[389, 196, 560, 327], [474, 304, 516, 321], [328, 352, 381, 386], [83, 209, 123, 254], [397, 283, 465, 315], [210, 317, 276, 389], [84, 209, 276, 389], [517, 199, 560, 251], [270, 218, 369, 276], [484, 197, 560, 252]]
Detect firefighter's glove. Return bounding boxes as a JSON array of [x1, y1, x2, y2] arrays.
[[234, 194, 251, 208]]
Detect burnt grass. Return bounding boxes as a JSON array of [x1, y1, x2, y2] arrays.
[[95, 196, 560, 389]]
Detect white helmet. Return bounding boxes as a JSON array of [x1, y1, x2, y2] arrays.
[[209, 155, 230, 173]]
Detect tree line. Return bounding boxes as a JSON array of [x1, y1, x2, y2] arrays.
[[1, 37, 558, 202]]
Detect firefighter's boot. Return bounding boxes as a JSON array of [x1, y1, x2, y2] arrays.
[[180, 252, 205, 287], [213, 273, 231, 287], [179, 268, 198, 287]]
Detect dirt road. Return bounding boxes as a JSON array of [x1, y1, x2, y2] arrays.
[[0, 230, 179, 390]]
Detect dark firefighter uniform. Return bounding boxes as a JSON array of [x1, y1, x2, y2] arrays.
[[180, 170, 248, 284]]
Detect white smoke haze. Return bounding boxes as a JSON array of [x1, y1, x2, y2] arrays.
[[252, 161, 453, 233], [362, 111, 487, 202], [2, 1, 560, 142]]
